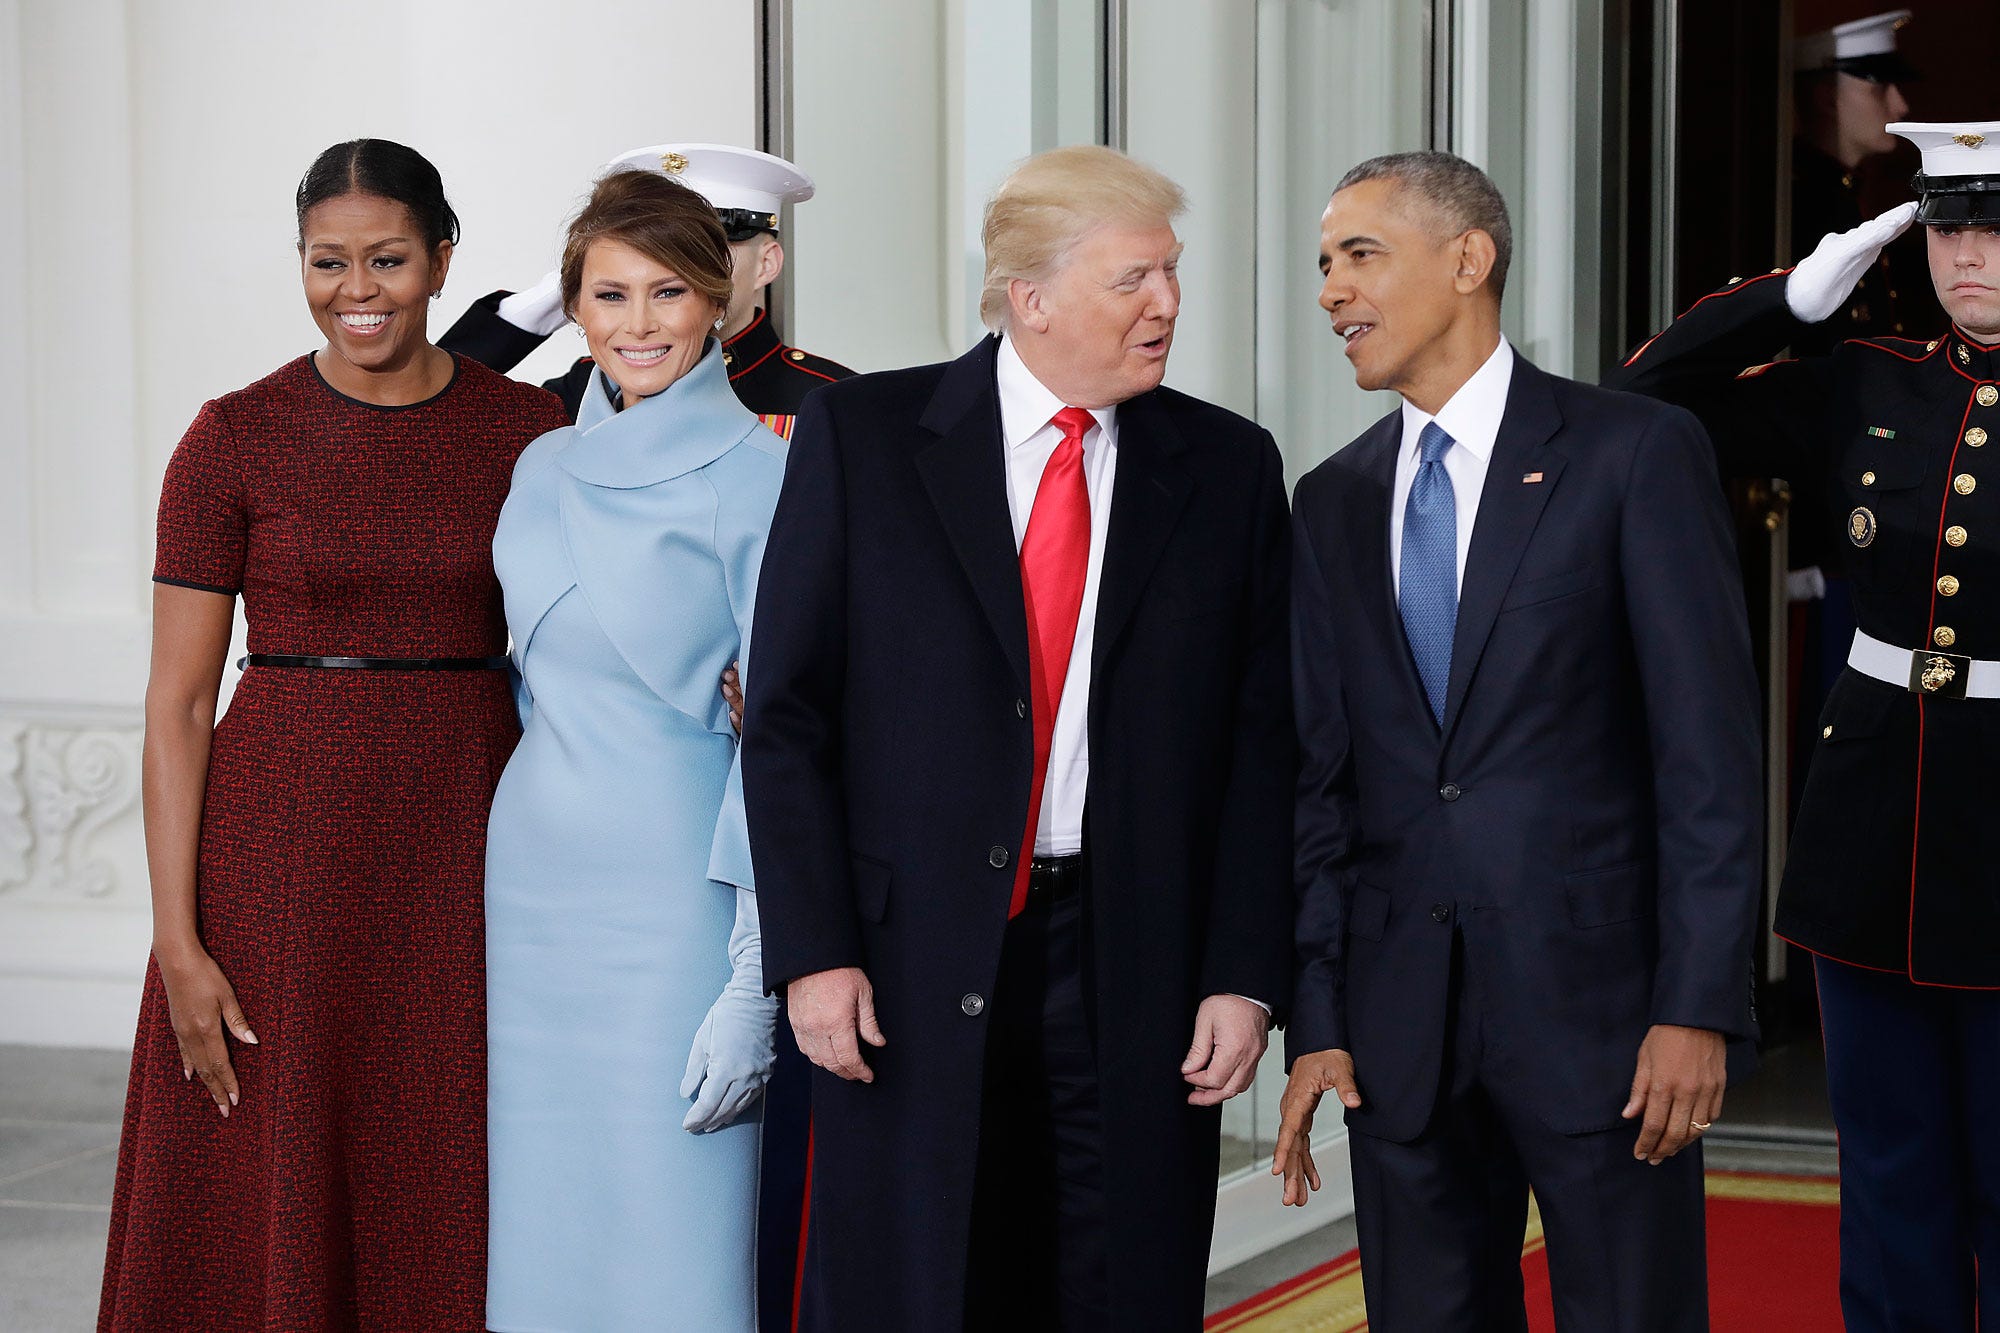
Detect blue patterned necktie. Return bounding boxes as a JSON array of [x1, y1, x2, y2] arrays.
[[1399, 421, 1458, 724]]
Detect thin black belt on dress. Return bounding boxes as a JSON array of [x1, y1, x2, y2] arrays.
[[1028, 854, 1086, 901], [238, 654, 511, 671]]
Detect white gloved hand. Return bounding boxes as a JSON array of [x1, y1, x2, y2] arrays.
[[1786, 202, 1919, 324], [495, 269, 567, 337], [680, 886, 779, 1133]]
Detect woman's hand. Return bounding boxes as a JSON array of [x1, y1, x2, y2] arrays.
[[680, 986, 778, 1133], [155, 942, 257, 1117]]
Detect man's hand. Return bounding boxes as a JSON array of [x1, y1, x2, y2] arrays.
[[1622, 1023, 1726, 1164], [1787, 201, 1919, 323], [721, 661, 743, 734], [786, 966, 885, 1083], [1180, 994, 1270, 1106], [1272, 1049, 1362, 1206]]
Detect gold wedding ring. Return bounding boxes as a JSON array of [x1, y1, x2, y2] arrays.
[[1690, 1120, 1713, 1133]]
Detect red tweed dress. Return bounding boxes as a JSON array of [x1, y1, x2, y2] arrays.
[[99, 353, 568, 1332]]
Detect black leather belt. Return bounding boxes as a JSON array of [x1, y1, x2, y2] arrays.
[[239, 654, 511, 671], [1028, 854, 1085, 900]]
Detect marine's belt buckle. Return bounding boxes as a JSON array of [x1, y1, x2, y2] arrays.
[[1910, 649, 1971, 699]]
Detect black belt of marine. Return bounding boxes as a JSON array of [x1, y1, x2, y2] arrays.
[[238, 653, 511, 671], [1027, 854, 1086, 900]]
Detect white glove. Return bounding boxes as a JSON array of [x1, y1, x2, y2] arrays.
[[1786, 202, 1919, 324], [495, 269, 567, 337], [680, 886, 779, 1133]]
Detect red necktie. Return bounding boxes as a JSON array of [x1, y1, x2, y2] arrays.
[[1011, 406, 1095, 918]]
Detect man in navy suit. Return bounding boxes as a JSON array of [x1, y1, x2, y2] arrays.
[[745, 145, 1292, 1332], [1275, 152, 1763, 1331]]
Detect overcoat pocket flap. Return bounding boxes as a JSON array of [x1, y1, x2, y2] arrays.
[[850, 852, 891, 923], [1348, 882, 1390, 941], [1563, 861, 1652, 929]]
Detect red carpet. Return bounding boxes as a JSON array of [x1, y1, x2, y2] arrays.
[[1207, 1172, 1841, 1332]]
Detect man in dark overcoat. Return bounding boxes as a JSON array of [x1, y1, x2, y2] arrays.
[[743, 144, 1293, 1332]]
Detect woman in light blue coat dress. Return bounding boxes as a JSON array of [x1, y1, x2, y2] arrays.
[[485, 170, 785, 1332]]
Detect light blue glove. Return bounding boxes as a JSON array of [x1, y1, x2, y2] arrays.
[[680, 886, 779, 1133]]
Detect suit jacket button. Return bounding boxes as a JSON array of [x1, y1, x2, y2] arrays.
[[1431, 904, 1450, 924], [1016, 698, 1028, 719], [1440, 783, 1462, 802], [961, 993, 986, 1016], [989, 845, 1010, 869]]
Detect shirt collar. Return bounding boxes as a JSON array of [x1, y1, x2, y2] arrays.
[[996, 334, 1116, 450], [1399, 337, 1515, 463]]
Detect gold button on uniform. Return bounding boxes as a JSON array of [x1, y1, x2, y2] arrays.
[[1948, 525, 1968, 547], [1822, 725, 1834, 739], [1970, 427, 1990, 448], [1957, 474, 1978, 495], [789, 349, 807, 361], [1862, 471, 1877, 486], [1936, 626, 1958, 648], [1981, 386, 2000, 408], [1939, 575, 1961, 596]]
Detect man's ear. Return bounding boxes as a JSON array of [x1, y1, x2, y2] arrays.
[[754, 236, 785, 290], [1008, 277, 1051, 334], [1452, 230, 1497, 297]]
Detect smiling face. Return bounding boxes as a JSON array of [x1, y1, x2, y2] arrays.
[[300, 192, 449, 376], [1930, 223, 2000, 343], [1318, 177, 1483, 396], [1012, 222, 1181, 409], [573, 238, 724, 404]]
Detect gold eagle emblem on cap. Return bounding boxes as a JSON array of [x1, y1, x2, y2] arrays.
[[660, 152, 690, 174], [1954, 133, 1987, 149]]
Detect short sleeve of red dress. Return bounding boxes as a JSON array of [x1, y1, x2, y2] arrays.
[[153, 400, 246, 596]]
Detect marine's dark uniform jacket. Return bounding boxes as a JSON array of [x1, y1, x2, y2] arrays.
[[1609, 272, 2000, 987], [440, 295, 852, 431]]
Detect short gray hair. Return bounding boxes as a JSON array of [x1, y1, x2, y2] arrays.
[[1334, 151, 1513, 302]]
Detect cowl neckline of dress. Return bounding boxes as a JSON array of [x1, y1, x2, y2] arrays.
[[559, 338, 759, 489]]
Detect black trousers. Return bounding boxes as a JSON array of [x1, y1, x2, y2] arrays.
[[962, 876, 1109, 1332], [1818, 955, 2000, 1332], [756, 1014, 812, 1333], [1350, 915, 1709, 1332]]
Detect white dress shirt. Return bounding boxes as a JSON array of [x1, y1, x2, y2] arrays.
[[995, 335, 1117, 857], [1390, 338, 1516, 594]]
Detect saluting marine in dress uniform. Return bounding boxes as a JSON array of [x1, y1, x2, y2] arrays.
[[441, 143, 853, 436], [1610, 121, 2000, 1332]]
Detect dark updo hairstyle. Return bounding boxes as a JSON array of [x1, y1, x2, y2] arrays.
[[559, 171, 734, 319], [295, 139, 461, 252]]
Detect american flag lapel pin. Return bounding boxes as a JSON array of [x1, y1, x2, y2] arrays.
[[1522, 471, 1544, 484]]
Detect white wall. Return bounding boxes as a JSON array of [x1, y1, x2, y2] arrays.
[[0, 0, 758, 1048]]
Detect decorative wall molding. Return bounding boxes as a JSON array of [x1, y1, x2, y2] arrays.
[[0, 715, 144, 903]]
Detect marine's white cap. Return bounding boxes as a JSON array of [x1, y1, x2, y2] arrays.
[[1888, 122, 2000, 225], [1797, 9, 1913, 79], [601, 143, 815, 235]]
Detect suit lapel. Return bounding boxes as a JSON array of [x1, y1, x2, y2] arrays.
[[1341, 415, 1432, 721], [1092, 390, 1194, 669], [1441, 359, 1566, 737], [914, 339, 1030, 695]]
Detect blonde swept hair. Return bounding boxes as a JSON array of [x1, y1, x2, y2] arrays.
[[979, 145, 1188, 333]]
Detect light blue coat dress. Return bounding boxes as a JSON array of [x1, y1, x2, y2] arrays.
[[485, 343, 784, 1332]]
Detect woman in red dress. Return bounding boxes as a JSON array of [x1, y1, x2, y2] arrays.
[[98, 140, 569, 1332]]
